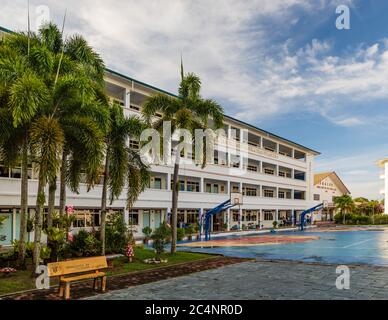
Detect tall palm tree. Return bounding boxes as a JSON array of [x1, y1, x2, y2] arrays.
[[142, 66, 224, 253], [0, 31, 51, 267], [100, 102, 150, 255], [0, 24, 107, 271], [334, 194, 354, 225]]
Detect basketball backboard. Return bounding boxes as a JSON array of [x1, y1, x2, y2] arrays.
[[231, 192, 243, 205]]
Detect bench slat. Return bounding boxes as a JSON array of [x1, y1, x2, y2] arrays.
[[60, 271, 106, 283], [47, 256, 108, 277]]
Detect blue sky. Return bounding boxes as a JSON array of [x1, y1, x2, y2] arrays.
[[1, 0, 388, 199]]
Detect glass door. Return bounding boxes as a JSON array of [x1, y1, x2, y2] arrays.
[[143, 210, 150, 229]]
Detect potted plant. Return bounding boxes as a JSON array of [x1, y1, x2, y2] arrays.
[[185, 224, 195, 241], [142, 226, 153, 245], [273, 221, 278, 229]]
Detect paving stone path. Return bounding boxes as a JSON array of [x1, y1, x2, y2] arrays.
[[1, 256, 248, 300], [87, 259, 388, 300]]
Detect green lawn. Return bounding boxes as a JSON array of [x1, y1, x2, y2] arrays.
[[0, 247, 215, 296]]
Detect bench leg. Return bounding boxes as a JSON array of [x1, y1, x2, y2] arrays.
[[58, 284, 64, 298], [93, 278, 99, 290], [64, 283, 71, 300], [101, 276, 107, 292]]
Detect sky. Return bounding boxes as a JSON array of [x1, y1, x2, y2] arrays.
[[1, 0, 387, 199]]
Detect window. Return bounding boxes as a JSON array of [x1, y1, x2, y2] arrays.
[[232, 211, 240, 222], [113, 99, 124, 106], [72, 210, 102, 228], [278, 191, 285, 199], [128, 210, 139, 226], [244, 188, 257, 197], [247, 165, 258, 172], [129, 140, 139, 150], [213, 184, 219, 193], [187, 181, 199, 192], [153, 178, 162, 189], [314, 194, 320, 201], [279, 171, 285, 177], [264, 211, 274, 221], [0, 162, 9, 178], [264, 168, 275, 175], [187, 210, 198, 224], [263, 189, 274, 198], [130, 104, 140, 111], [232, 185, 239, 193]]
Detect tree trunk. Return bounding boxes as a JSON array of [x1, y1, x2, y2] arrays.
[[47, 177, 56, 228], [343, 209, 346, 225], [100, 149, 110, 256], [17, 134, 28, 268], [33, 175, 46, 275], [59, 150, 67, 216], [170, 152, 180, 254]]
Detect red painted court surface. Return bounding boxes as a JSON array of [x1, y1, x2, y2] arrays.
[[180, 235, 320, 247]]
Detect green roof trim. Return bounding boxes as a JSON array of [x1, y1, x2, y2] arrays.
[[0, 25, 320, 155]]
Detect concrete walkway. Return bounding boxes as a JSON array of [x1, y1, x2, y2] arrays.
[[87, 260, 388, 300]]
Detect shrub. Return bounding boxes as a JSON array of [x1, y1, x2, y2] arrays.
[[105, 213, 128, 254], [70, 230, 101, 257], [185, 224, 196, 237], [272, 221, 278, 229], [177, 228, 185, 241], [142, 227, 153, 241], [151, 222, 171, 260], [45, 227, 66, 262]]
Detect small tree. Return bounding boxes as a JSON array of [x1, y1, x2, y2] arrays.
[[334, 195, 354, 225], [151, 222, 171, 261], [142, 226, 153, 244]]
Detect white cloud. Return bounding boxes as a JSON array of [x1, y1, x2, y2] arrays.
[[316, 146, 388, 199]]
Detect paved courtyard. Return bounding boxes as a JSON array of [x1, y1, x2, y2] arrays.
[[87, 260, 388, 300]]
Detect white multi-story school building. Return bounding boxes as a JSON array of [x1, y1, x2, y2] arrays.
[[0, 26, 321, 245]]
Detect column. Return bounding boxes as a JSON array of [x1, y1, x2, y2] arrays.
[[12, 208, 17, 241], [227, 208, 231, 231], [259, 161, 263, 173], [200, 177, 204, 193], [199, 208, 204, 239], [167, 173, 171, 191], [124, 208, 129, 225], [239, 207, 243, 230], [124, 88, 131, 117], [239, 181, 243, 193]]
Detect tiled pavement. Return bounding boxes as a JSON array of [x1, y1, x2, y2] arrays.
[[87, 259, 388, 300]]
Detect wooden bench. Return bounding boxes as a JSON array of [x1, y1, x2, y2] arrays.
[[47, 256, 108, 300]]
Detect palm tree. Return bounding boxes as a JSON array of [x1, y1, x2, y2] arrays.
[[0, 31, 51, 267], [0, 23, 108, 271], [334, 194, 354, 225], [142, 66, 224, 253], [100, 102, 150, 255]]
